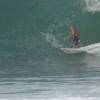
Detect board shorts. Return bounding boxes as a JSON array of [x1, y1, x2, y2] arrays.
[[73, 36, 80, 45]]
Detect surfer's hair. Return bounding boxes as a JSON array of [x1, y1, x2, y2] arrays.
[[70, 25, 79, 35]]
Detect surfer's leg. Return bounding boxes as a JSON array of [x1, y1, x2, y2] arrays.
[[75, 44, 80, 48], [73, 42, 80, 48]]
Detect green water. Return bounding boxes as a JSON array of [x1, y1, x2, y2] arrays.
[[0, 0, 100, 99], [0, 0, 100, 48]]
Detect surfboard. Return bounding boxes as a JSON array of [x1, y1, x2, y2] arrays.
[[60, 43, 100, 54], [60, 48, 86, 54]]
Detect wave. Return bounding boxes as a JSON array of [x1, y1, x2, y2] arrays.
[[0, 97, 100, 100], [81, 0, 100, 13], [41, 32, 63, 48], [80, 43, 100, 54]]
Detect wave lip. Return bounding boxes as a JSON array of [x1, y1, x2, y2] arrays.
[[82, 0, 100, 13]]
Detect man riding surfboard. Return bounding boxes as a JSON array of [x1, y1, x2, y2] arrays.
[[70, 25, 80, 48]]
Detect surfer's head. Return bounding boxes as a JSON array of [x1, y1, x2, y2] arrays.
[[70, 25, 79, 36]]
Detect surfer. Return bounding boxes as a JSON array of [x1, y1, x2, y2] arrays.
[[70, 25, 80, 48]]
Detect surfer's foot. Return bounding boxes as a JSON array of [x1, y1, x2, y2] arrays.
[[73, 44, 80, 48]]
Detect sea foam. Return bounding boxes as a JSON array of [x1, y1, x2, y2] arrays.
[[81, 0, 100, 13]]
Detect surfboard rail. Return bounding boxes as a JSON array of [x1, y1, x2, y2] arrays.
[[60, 48, 86, 54], [60, 43, 100, 54]]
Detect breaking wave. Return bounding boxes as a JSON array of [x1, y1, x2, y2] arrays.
[[81, 0, 100, 13]]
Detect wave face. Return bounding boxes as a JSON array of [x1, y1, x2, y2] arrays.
[[0, 0, 100, 99], [0, 0, 100, 50]]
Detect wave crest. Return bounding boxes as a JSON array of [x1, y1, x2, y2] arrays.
[[81, 0, 100, 13]]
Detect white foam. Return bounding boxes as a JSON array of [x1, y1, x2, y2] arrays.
[[80, 43, 100, 54], [0, 97, 100, 100], [61, 43, 100, 54], [41, 32, 63, 48], [81, 0, 100, 13]]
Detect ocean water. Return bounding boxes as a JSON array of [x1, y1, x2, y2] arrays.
[[0, 0, 100, 100]]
